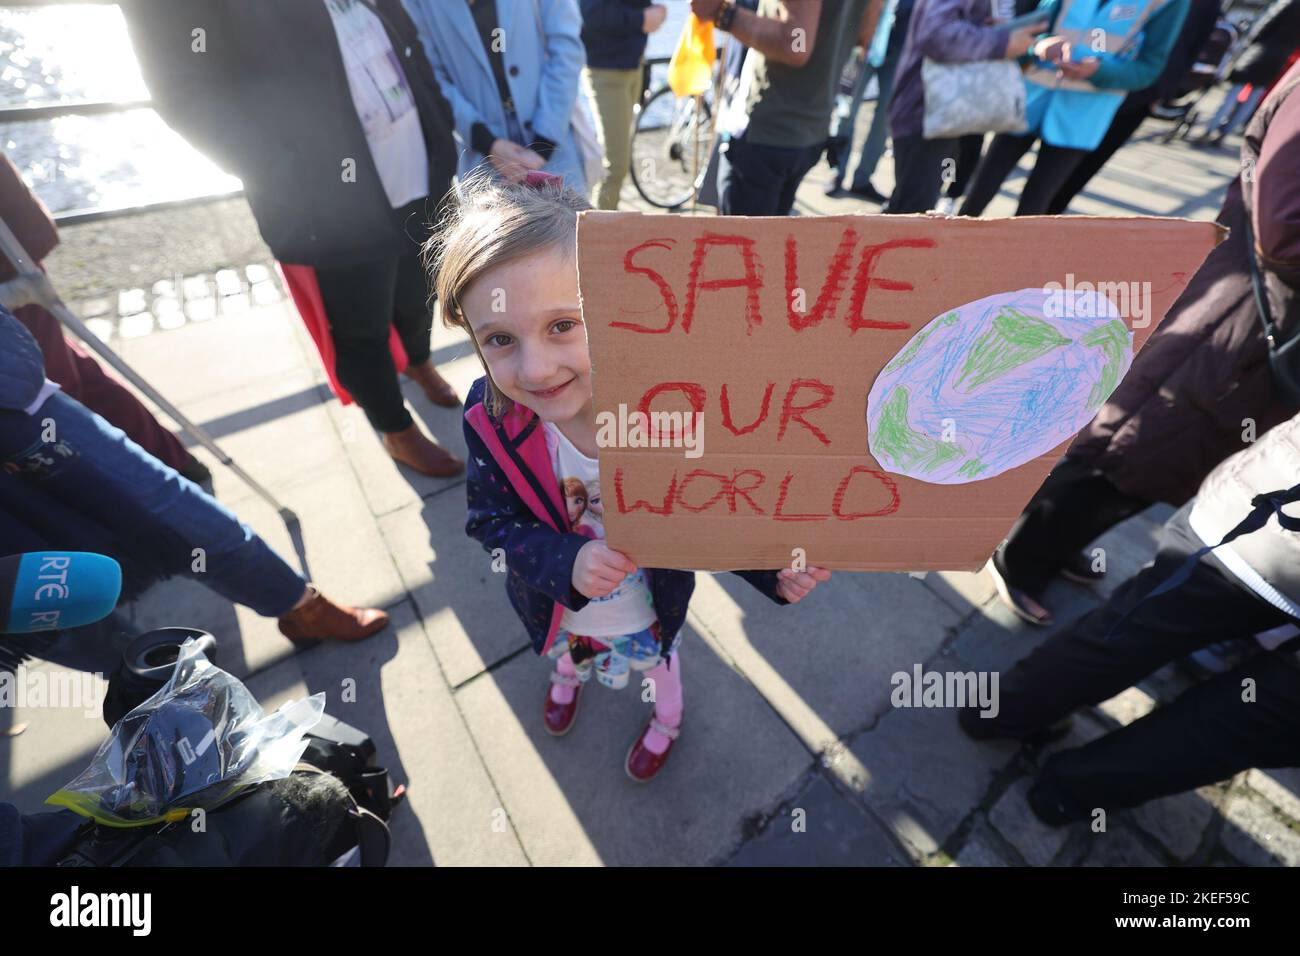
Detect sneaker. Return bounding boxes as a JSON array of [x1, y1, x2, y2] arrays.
[[987, 547, 1053, 627], [932, 196, 957, 216]]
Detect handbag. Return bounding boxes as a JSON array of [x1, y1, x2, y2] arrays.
[[1245, 214, 1300, 405], [530, 0, 606, 188], [921, 57, 1027, 139]]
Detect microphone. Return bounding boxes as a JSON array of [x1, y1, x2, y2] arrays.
[[0, 552, 122, 634]]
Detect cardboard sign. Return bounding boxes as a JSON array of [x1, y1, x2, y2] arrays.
[[577, 212, 1224, 572]]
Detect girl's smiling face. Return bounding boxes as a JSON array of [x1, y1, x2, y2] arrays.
[[461, 245, 591, 425]]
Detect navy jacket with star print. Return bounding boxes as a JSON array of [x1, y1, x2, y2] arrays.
[[462, 377, 788, 656]]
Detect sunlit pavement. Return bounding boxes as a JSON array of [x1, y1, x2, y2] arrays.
[[5, 109, 1299, 866]]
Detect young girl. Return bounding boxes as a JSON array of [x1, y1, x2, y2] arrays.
[[429, 169, 831, 783]]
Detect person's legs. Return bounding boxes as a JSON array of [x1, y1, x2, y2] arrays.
[[945, 134, 985, 200], [717, 136, 792, 216], [849, 16, 907, 191], [828, 54, 876, 188], [640, 650, 682, 756], [883, 135, 958, 214], [5, 393, 304, 616], [776, 143, 828, 215], [1013, 142, 1090, 216], [585, 65, 642, 209], [0, 392, 388, 640], [1046, 104, 1148, 214], [966, 508, 1291, 741], [315, 256, 410, 434], [317, 253, 463, 474], [957, 132, 1038, 216], [1000, 456, 1147, 595], [14, 304, 190, 471], [391, 246, 433, 368], [1033, 646, 1300, 821], [391, 236, 462, 410]]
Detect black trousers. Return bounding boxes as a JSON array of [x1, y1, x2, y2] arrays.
[[314, 241, 434, 434], [1001, 456, 1148, 593], [972, 508, 1300, 818], [1045, 101, 1150, 215], [883, 134, 958, 214], [944, 134, 985, 200], [959, 131, 1090, 217], [717, 134, 826, 216]]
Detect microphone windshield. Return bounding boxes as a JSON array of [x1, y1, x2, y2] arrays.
[[1, 552, 123, 634]]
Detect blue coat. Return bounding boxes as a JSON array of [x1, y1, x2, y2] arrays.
[[402, 0, 589, 190], [1023, 0, 1190, 150], [461, 377, 788, 655]]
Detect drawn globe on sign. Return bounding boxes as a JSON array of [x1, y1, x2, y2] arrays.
[[866, 287, 1133, 484]]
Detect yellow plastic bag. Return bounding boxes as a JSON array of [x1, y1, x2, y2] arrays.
[[667, 13, 715, 97]]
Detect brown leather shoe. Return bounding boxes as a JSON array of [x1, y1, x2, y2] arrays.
[[277, 585, 389, 647], [404, 360, 461, 407], [381, 423, 465, 477]]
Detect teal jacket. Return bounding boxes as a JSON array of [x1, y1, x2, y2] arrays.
[[1022, 0, 1190, 149]]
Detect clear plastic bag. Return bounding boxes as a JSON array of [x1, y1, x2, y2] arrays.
[[47, 637, 325, 827]]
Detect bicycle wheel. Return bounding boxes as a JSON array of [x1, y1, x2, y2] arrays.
[[629, 85, 718, 210]]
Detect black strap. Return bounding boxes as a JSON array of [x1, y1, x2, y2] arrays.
[[1244, 214, 1282, 346], [1106, 482, 1300, 639]]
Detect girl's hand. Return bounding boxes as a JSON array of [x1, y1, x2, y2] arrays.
[[573, 541, 638, 599], [777, 566, 831, 604]]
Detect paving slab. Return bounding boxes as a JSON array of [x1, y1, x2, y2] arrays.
[[989, 777, 1074, 866], [952, 825, 1011, 867], [451, 623, 812, 866], [241, 601, 527, 866], [688, 570, 962, 753], [1245, 768, 1300, 823], [1219, 792, 1300, 867], [1080, 824, 1166, 867], [726, 771, 907, 866], [1128, 788, 1218, 862], [117, 300, 313, 407], [378, 493, 531, 687], [846, 701, 1018, 859]]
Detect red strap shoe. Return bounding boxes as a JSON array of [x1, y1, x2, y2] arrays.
[[625, 715, 680, 783], [543, 671, 582, 736]]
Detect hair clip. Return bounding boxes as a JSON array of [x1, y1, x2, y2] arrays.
[[523, 170, 564, 189]]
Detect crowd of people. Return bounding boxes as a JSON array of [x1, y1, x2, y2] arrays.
[[2, 0, 1298, 820]]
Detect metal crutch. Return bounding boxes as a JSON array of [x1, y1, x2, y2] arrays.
[[0, 215, 299, 528]]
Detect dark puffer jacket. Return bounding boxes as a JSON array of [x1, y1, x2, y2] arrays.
[[1066, 60, 1300, 505]]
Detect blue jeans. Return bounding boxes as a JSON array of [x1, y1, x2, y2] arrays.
[[0, 392, 305, 617]]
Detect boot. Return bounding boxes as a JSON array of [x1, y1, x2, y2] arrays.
[[382, 422, 465, 477], [403, 360, 461, 407], [277, 585, 389, 646]]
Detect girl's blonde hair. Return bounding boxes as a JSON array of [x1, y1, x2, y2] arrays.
[[425, 167, 593, 419]]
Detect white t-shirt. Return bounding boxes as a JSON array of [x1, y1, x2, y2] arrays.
[[325, 0, 429, 209], [544, 421, 657, 638]]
